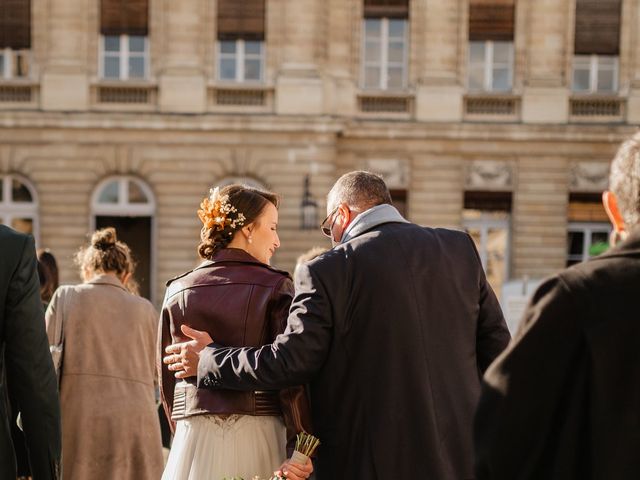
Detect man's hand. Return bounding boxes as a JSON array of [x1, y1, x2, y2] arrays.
[[274, 457, 313, 480], [163, 324, 213, 379]]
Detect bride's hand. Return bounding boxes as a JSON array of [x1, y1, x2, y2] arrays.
[[275, 457, 313, 480]]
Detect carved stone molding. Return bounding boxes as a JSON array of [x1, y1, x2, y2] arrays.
[[365, 158, 409, 189], [569, 162, 609, 192], [465, 160, 513, 191]]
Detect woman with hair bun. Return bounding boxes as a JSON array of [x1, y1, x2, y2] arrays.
[[159, 184, 313, 480], [45, 227, 163, 480]]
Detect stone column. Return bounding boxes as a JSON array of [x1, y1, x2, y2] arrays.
[[324, 0, 357, 116], [158, 0, 207, 113], [410, 155, 464, 228], [414, 0, 465, 122], [512, 157, 569, 278], [521, 0, 571, 123], [274, 0, 324, 115], [41, 0, 90, 110]]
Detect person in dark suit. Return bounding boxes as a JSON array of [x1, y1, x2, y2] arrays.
[[474, 133, 640, 480], [164, 171, 510, 479], [0, 226, 61, 479]]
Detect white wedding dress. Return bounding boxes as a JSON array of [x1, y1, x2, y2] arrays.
[[162, 413, 286, 480]]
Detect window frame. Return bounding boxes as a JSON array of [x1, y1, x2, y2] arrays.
[[361, 17, 409, 91], [0, 48, 31, 80], [566, 222, 611, 265], [99, 34, 149, 81], [468, 40, 514, 93], [0, 174, 39, 243], [217, 39, 265, 83], [571, 54, 619, 93]]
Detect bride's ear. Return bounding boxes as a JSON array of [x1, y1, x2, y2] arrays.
[[240, 224, 254, 241]]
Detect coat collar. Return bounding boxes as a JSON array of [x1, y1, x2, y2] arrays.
[[86, 273, 128, 291], [594, 225, 640, 261], [194, 248, 290, 277], [341, 204, 409, 244]]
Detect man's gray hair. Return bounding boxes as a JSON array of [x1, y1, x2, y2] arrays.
[[327, 171, 392, 211], [610, 132, 640, 227]]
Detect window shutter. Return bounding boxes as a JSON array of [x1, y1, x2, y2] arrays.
[[217, 0, 266, 41], [100, 0, 149, 36], [363, 0, 409, 19], [469, 0, 515, 42], [0, 0, 31, 49], [574, 0, 621, 55]]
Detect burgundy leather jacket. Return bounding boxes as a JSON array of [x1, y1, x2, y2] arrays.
[[158, 248, 312, 443]]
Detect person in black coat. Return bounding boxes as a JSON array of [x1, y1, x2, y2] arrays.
[[164, 171, 511, 479], [474, 132, 640, 480], [0, 226, 62, 480]]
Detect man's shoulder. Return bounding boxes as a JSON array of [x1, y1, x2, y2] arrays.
[[0, 224, 31, 251]]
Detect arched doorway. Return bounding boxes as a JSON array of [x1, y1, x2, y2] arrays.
[[91, 176, 155, 301], [0, 174, 39, 241]]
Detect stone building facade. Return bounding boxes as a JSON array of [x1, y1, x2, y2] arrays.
[[0, 0, 636, 311]]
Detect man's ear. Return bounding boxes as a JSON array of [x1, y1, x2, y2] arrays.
[[337, 203, 351, 228], [603, 191, 626, 233]]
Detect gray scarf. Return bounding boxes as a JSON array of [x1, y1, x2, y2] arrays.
[[341, 204, 409, 244]]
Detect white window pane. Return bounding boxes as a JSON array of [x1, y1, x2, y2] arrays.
[[364, 19, 381, 39], [220, 41, 236, 54], [469, 42, 485, 63], [493, 42, 512, 64], [128, 57, 145, 78], [388, 19, 406, 38], [364, 66, 381, 88], [492, 68, 511, 91], [128, 181, 148, 204], [129, 36, 145, 53], [103, 57, 120, 78], [15, 53, 29, 77], [364, 40, 381, 63], [244, 59, 261, 81], [598, 56, 617, 68], [0, 54, 5, 76], [387, 67, 404, 89], [597, 69, 616, 92], [98, 181, 119, 204], [11, 218, 33, 235], [388, 41, 404, 63], [104, 36, 120, 52], [245, 41, 262, 55], [468, 67, 485, 90], [12, 179, 32, 202], [219, 58, 236, 80], [573, 56, 591, 68], [572, 68, 591, 91]]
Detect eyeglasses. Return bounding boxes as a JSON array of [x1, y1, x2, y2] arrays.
[[320, 206, 339, 237]]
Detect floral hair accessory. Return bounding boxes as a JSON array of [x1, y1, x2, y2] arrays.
[[198, 187, 246, 232]]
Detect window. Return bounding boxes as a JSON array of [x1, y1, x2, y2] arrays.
[[0, 174, 38, 239], [101, 35, 148, 80], [463, 191, 512, 300], [572, 55, 618, 93], [100, 0, 149, 80], [0, 0, 31, 80], [218, 40, 264, 82], [362, 18, 408, 90], [567, 223, 610, 266], [92, 176, 155, 300], [468, 41, 513, 92], [0, 48, 30, 79]]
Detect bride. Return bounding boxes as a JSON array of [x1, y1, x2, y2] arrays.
[[159, 185, 313, 480]]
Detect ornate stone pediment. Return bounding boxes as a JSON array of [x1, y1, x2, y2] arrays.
[[569, 162, 609, 192], [465, 160, 512, 190]]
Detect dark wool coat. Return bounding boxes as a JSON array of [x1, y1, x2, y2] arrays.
[[475, 227, 640, 480], [0, 225, 61, 479], [198, 220, 510, 479]]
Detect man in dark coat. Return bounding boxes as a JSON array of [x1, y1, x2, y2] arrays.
[[0, 225, 61, 479], [165, 171, 510, 479], [474, 133, 640, 480]]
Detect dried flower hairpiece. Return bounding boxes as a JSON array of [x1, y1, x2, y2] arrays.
[[198, 187, 246, 233]]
